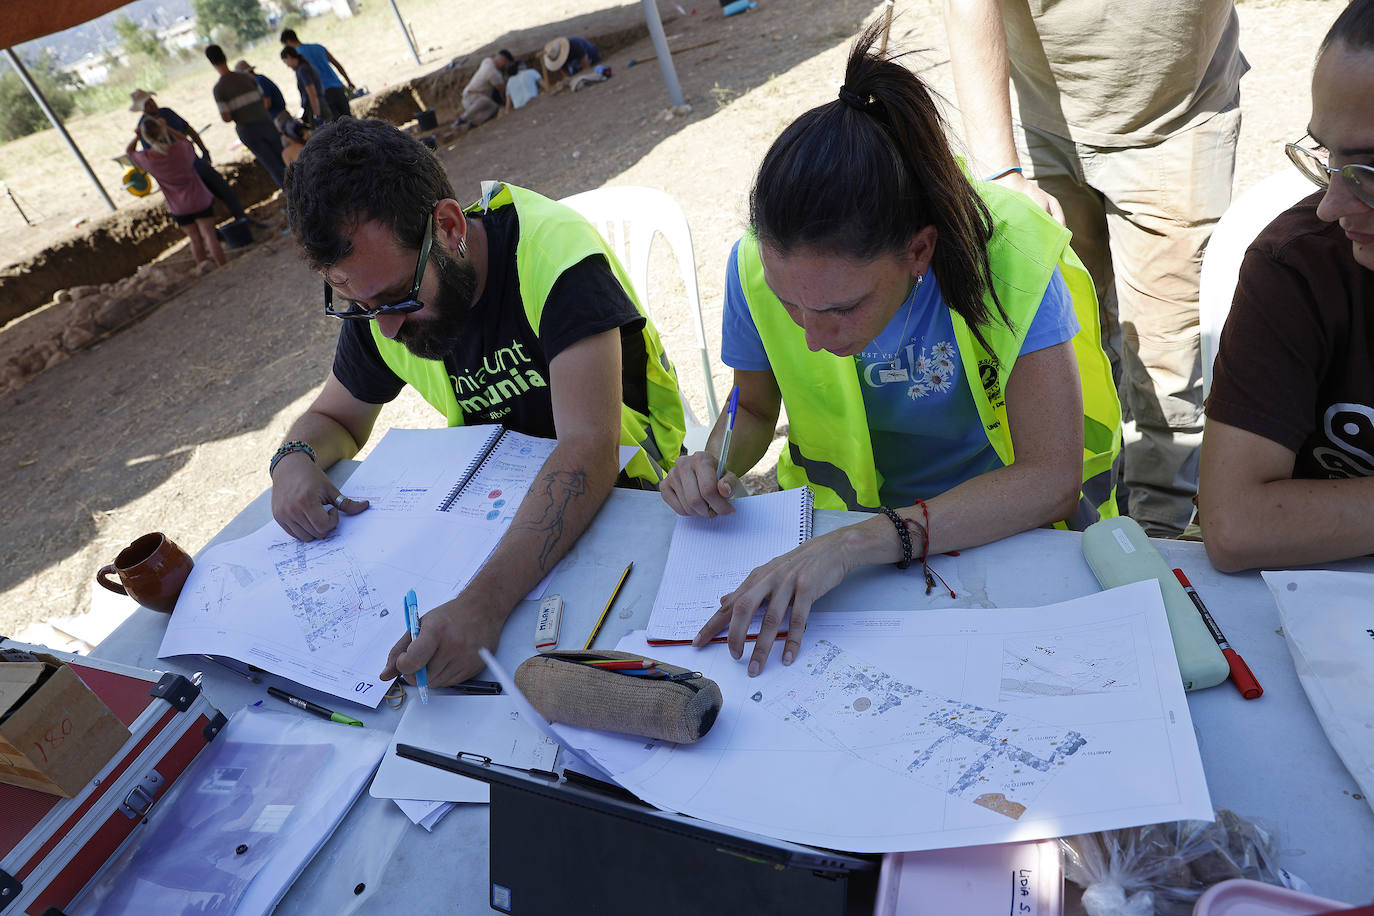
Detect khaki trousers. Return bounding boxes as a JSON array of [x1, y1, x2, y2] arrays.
[[1016, 106, 1241, 536]]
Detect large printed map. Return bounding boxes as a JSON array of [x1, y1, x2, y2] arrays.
[[761, 639, 1086, 819]]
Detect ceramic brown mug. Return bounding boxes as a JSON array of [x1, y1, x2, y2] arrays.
[[96, 532, 193, 613]]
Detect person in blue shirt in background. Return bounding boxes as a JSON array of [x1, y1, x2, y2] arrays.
[[280, 28, 355, 120], [129, 89, 263, 228], [543, 36, 601, 76], [280, 45, 329, 126], [234, 60, 288, 132]]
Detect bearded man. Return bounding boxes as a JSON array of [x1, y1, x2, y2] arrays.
[[273, 118, 685, 686]]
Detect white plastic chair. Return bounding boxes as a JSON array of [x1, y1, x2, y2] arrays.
[[560, 186, 720, 453], [1199, 167, 1314, 398]]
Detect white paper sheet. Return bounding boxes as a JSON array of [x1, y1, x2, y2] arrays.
[[160, 510, 493, 705], [370, 695, 558, 803], [554, 581, 1212, 853], [1263, 569, 1374, 818], [392, 798, 454, 830], [158, 430, 639, 704], [477, 647, 619, 783]]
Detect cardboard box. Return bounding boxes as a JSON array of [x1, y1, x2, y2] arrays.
[[0, 650, 131, 797]]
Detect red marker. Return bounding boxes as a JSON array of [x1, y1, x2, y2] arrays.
[[1173, 569, 1263, 699]]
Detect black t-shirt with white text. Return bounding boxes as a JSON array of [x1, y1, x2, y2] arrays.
[[332, 204, 649, 438]]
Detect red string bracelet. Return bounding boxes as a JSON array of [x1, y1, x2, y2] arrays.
[[905, 498, 956, 598]]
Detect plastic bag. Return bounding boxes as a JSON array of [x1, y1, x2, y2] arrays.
[[1061, 809, 1283, 916]]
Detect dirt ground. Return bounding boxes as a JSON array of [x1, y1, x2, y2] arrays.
[[0, 0, 1346, 635]]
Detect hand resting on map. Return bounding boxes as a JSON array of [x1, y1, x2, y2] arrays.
[[270, 450, 369, 541]]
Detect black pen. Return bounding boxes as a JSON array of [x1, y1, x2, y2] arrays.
[[450, 679, 502, 695], [267, 686, 364, 726]]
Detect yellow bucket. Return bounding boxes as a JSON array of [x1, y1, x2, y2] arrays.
[[122, 166, 153, 197]]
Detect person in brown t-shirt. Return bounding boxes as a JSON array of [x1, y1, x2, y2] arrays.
[[1199, 0, 1374, 571]]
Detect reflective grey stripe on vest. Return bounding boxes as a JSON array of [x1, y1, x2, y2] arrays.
[[636, 422, 667, 482], [1066, 465, 1117, 531], [787, 442, 874, 511]]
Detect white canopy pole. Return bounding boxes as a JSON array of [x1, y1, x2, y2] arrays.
[[641, 0, 684, 107], [3, 46, 116, 212], [387, 0, 422, 67]]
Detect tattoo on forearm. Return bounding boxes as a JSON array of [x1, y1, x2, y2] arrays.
[[513, 470, 588, 570]]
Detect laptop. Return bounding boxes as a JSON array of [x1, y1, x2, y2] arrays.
[[397, 745, 877, 915]]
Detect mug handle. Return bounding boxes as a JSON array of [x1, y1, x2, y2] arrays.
[[96, 564, 128, 596]]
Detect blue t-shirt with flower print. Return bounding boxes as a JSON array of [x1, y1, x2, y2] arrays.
[[720, 240, 1078, 505]]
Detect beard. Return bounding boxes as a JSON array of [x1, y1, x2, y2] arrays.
[[393, 246, 478, 360]]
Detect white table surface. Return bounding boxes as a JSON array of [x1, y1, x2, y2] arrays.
[[91, 466, 1374, 911]]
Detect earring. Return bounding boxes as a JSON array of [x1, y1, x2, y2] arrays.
[[457, 236, 468, 259]]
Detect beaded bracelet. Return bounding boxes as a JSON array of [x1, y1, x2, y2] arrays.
[[269, 440, 317, 476], [879, 506, 912, 570], [984, 165, 1023, 182]]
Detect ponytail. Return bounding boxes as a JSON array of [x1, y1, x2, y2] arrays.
[[750, 21, 1007, 344]]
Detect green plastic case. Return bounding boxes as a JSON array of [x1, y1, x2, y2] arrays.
[[1081, 517, 1228, 691]]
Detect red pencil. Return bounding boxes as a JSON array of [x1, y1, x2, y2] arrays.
[[581, 658, 655, 670], [1172, 568, 1263, 700]]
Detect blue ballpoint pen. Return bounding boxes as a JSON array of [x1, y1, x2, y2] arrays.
[[403, 588, 430, 704], [716, 385, 741, 481]]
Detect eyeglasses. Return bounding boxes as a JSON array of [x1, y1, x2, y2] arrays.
[[324, 217, 434, 320], [1285, 136, 1374, 208]]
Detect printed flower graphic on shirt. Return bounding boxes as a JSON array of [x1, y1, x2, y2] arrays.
[[906, 340, 959, 399]]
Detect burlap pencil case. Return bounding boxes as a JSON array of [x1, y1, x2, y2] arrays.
[[514, 649, 722, 744]]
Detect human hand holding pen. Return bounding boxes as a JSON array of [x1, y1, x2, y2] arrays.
[[662, 386, 743, 518], [381, 592, 504, 688]]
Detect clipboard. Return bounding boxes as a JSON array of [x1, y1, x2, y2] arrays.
[[397, 745, 875, 915]]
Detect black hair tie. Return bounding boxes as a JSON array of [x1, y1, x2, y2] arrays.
[[838, 85, 876, 112]]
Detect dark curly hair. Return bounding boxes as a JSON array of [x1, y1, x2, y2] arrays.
[[749, 21, 1007, 345], [285, 118, 455, 271]]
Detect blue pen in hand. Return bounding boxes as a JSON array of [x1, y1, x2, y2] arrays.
[[403, 588, 430, 704], [716, 385, 741, 481]]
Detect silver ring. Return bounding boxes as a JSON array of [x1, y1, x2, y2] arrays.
[[332, 494, 346, 508]]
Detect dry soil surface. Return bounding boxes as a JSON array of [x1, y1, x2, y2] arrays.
[[0, 0, 1345, 635]]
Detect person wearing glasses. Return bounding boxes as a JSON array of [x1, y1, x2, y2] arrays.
[[272, 118, 685, 686], [1199, 0, 1374, 571]]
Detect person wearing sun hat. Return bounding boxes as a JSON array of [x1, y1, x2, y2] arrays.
[[128, 88, 259, 227], [234, 60, 288, 132], [543, 36, 600, 76]]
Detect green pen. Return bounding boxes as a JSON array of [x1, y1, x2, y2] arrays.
[[267, 686, 364, 727]]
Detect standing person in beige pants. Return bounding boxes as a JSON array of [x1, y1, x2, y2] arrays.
[[944, 0, 1247, 536]]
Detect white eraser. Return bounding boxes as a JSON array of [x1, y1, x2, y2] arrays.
[[534, 594, 563, 650]]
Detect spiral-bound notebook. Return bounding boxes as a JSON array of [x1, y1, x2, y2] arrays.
[[341, 425, 556, 519], [646, 488, 815, 644]]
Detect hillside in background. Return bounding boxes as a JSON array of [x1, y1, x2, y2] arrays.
[[13, 0, 196, 67]]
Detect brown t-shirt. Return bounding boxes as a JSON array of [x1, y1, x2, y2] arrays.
[[213, 71, 270, 127], [1001, 0, 1247, 146], [1207, 192, 1374, 480]]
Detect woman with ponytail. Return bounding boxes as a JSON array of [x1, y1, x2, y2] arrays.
[[661, 23, 1121, 675]]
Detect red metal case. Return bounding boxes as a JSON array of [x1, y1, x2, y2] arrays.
[[0, 640, 224, 916]]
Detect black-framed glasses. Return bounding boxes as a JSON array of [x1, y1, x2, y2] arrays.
[[1285, 135, 1374, 208], [324, 216, 435, 320]]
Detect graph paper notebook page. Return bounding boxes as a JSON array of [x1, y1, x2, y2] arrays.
[[646, 487, 814, 643]]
